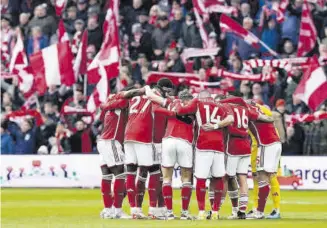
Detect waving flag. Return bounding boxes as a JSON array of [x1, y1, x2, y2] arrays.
[[294, 56, 327, 111], [73, 30, 88, 79], [55, 0, 67, 16], [194, 8, 209, 48], [297, 1, 317, 57], [9, 32, 34, 97], [30, 41, 75, 95], [87, 9, 120, 84], [57, 19, 70, 43]]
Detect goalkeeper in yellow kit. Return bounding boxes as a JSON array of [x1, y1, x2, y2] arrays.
[[247, 103, 281, 219]]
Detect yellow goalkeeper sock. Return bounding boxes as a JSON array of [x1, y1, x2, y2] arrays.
[[252, 175, 259, 209], [270, 175, 281, 212]]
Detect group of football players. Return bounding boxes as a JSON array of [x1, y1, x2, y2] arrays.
[[97, 78, 282, 220]]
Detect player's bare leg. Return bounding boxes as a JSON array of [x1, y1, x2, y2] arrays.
[[180, 167, 193, 220], [161, 166, 175, 220], [237, 174, 248, 219], [227, 176, 239, 219], [135, 166, 148, 219], [126, 164, 137, 216], [148, 165, 162, 219], [255, 170, 270, 219], [111, 165, 130, 219], [100, 165, 114, 219], [211, 176, 224, 220]]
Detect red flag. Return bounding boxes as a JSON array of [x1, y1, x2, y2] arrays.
[[276, 0, 289, 23], [73, 30, 88, 78], [194, 8, 209, 48], [297, 1, 317, 57], [87, 9, 120, 84], [192, 0, 206, 15], [55, 0, 67, 16], [146, 71, 199, 86], [9, 32, 35, 98], [57, 19, 70, 43], [30, 41, 75, 95], [294, 56, 327, 111], [220, 14, 260, 49], [87, 64, 110, 112]]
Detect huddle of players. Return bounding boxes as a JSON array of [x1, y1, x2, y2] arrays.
[[97, 78, 282, 220]]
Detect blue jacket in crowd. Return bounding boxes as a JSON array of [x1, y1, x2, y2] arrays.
[[1, 132, 14, 154]]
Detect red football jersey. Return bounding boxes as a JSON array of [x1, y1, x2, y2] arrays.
[[176, 97, 231, 152], [100, 94, 129, 144], [124, 95, 153, 143], [224, 103, 259, 156], [152, 103, 167, 143], [162, 99, 194, 144], [248, 105, 280, 146]]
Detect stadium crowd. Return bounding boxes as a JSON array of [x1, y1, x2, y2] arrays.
[[1, 0, 327, 155]]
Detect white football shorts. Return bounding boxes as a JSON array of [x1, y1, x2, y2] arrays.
[[97, 139, 124, 167], [225, 155, 250, 176], [124, 142, 154, 166], [162, 138, 193, 168], [194, 149, 225, 178], [257, 143, 282, 173]]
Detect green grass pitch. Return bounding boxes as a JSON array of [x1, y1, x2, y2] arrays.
[[1, 189, 327, 228]]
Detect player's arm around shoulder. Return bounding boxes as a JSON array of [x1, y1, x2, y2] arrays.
[[175, 98, 198, 116]]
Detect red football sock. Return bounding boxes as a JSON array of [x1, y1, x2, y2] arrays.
[[101, 175, 113, 208], [126, 173, 136, 208], [148, 171, 160, 207], [157, 177, 165, 207], [113, 174, 125, 208], [212, 178, 224, 212], [136, 176, 147, 208], [196, 178, 206, 211], [162, 182, 173, 210], [181, 182, 192, 211], [239, 193, 248, 213], [257, 181, 270, 213]]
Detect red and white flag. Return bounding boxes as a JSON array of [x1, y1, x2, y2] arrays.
[[192, 0, 206, 15], [87, 64, 109, 113], [220, 14, 260, 49], [30, 41, 75, 95], [194, 8, 209, 48], [297, 1, 317, 57], [73, 30, 88, 79], [57, 19, 70, 43], [205, 0, 238, 16], [294, 56, 327, 111], [276, 0, 289, 23], [87, 9, 120, 84], [55, 0, 67, 16], [9, 32, 34, 97]]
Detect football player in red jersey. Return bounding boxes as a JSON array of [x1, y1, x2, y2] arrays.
[[146, 89, 195, 220], [175, 90, 234, 220], [97, 87, 145, 219], [247, 102, 282, 219]]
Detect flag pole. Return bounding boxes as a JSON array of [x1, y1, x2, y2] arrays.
[[258, 39, 279, 57], [83, 74, 87, 96]]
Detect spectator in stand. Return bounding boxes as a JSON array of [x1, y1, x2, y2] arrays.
[[272, 99, 287, 146], [152, 15, 174, 60], [157, 60, 168, 72], [69, 120, 94, 153], [76, 0, 88, 22], [132, 53, 148, 83], [1, 92, 16, 112], [240, 80, 252, 100], [27, 4, 57, 38], [208, 32, 218, 48], [239, 2, 251, 23], [87, 16, 103, 52], [71, 19, 85, 55], [44, 85, 61, 108], [260, 16, 279, 59], [283, 123, 305, 155], [64, 6, 78, 36], [27, 26, 49, 56], [252, 83, 269, 105], [280, 39, 296, 58], [89, 0, 101, 9], [149, 5, 160, 26], [237, 17, 259, 60], [303, 107, 327, 156], [49, 122, 71, 154], [129, 23, 152, 61], [170, 8, 184, 40], [179, 12, 202, 48], [138, 10, 154, 34], [281, 0, 302, 45], [1, 120, 14, 154], [167, 48, 185, 72], [19, 13, 30, 37], [14, 118, 36, 154]]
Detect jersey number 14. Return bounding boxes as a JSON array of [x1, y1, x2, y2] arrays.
[[204, 105, 221, 124]]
